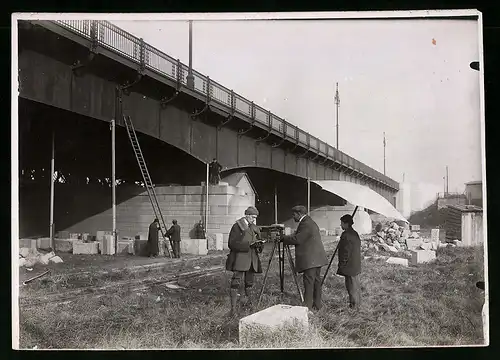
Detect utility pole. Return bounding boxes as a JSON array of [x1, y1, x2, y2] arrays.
[[49, 130, 55, 250], [111, 119, 117, 253], [383, 132, 386, 176], [334, 82, 340, 149], [274, 184, 278, 224], [443, 176, 446, 196], [186, 20, 194, 89], [446, 166, 449, 195]]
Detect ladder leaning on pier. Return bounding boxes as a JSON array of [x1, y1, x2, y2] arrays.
[[123, 115, 173, 258]]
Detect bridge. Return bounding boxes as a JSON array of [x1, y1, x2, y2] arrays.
[[18, 19, 400, 238]]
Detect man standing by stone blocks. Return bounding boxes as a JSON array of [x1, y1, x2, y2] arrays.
[[281, 205, 328, 312], [209, 158, 222, 185], [147, 218, 160, 258], [166, 219, 181, 258], [337, 214, 362, 311], [225, 206, 263, 316]]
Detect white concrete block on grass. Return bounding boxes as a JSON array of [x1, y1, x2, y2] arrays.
[[37, 237, 51, 250], [73, 241, 99, 255], [181, 238, 208, 256], [101, 235, 115, 255], [207, 233, 224, 251], [386, 257, 409, 267], [239, 304, 309, 345], [411, 250, 436, 265]]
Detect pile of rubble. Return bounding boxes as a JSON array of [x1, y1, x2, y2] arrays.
[[19, 247, 63, 267]]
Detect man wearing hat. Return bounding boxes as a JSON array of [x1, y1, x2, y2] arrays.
[[225, 206, 263, 316], [338, 214, 362, 310], [147, 218, 161, 257], [165, 219, 181, 258], [281, 205, 328, 311]]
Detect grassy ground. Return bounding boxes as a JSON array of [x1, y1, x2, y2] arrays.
[[18, 242, 485, 349]]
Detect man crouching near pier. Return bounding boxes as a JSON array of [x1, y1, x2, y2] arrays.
[[225, 206, 263, 317]]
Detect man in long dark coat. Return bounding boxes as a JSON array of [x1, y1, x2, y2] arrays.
[[209, 158, 222, 185], [337, 214, 362, 310], [166, 219, 181, 258], [147, 218, 160, 257], [282, 205, 328, 311], [225, 206, 263, 316]]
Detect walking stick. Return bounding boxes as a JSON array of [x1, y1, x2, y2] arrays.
[[321, 206, 359, 286]]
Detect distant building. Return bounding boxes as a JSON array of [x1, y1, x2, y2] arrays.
[[465, 181, 483, 208]]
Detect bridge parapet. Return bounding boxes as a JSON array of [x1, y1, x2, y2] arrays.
[[29, 19, 399, 191]]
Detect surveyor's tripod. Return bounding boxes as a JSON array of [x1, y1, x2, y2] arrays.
[[257, 239, 304, 306]]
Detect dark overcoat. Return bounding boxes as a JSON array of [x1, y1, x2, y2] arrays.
[[225, 218, 263, 273], [148, 222, 159, 255], [282, 215, 328, 273], [337, 227, 361, 277], [166, 224, 181, 242]]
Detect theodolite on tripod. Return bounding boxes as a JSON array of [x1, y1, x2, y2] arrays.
[[257, 224, 304, 306]]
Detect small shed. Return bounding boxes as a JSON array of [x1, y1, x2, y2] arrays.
[[445, 204, 484, 246]]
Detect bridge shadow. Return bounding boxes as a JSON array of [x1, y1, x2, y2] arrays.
[[18, 99, 206, 238], [221, 167, 346, 226]]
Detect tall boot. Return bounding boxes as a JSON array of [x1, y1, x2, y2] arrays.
[[229, 288, 240, 317]]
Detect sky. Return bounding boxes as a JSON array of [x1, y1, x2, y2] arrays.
[[112, 17, 482, 210]]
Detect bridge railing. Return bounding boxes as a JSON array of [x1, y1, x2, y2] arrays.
[[51, 19, 398, 190]]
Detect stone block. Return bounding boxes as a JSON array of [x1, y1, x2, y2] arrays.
[[54, 239, 75, 253], [319, 228, 327, 236], [39, 251, 56, 265], [96, 230, 112, 241], [19, 239, 32, 248], [73, 241, 99, 255], [69, 233, 81, 240], [405, 238, 422, 250], [181, 238, 208, 255], [19, 247, 30, 258], [207, 233, 224, 251], [30, 239, 38, 251], [135, 232, 148, 240], [411, 250, 436, 265], [117, 240, 135, 255], [386, 257, 409, 267], [419, 242, 433, 250], [57, 231, 70, 239], [50, 256, 63, 263], [101, 235, 115, 255], [410, 225, 420, 231], [431, 229, 440, 242], [381, 244, 398, 253], [82, 233, 92, 242], [37, 237, 51, 250], [239, 305, 309, 345]]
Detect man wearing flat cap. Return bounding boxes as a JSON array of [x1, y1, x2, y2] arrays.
[[338, 214, 361, 310], [225, 206, 263, 316], [281, 205, 328, 311], [165, 219, 181, 258]]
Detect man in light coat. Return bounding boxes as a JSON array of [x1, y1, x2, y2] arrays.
[[225, 206, 263, 316], [282, 205, 328, 311]]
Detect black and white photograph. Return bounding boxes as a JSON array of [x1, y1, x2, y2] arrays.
[[12, 10, 488, 349]]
